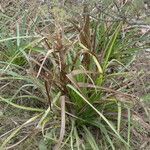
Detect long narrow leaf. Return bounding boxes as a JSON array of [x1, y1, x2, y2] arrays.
[[67, 84, 128, 146]]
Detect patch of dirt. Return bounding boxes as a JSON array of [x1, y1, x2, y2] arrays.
[[129, 50, 150, 149], [130, 50, 150, 97]]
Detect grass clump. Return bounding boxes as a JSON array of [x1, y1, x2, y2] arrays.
[[0, 0, 149, 149]]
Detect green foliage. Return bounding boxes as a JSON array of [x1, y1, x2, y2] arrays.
[[0, 0, 149, 149]]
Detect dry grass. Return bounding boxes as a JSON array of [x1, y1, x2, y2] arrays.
[[0, 0, 150, 149]]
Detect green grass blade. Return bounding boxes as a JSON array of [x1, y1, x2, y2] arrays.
[[0, 35, 41, 43], [83, 126, 99, 150], [37, 106, 51, 128], [117, 102, 122, 133], [0, 96, 44, 112], [127, 107, 131, 148], [67, 84, 128, 146], [103, 22, 122, 70], [0, 113, 42, 149]]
